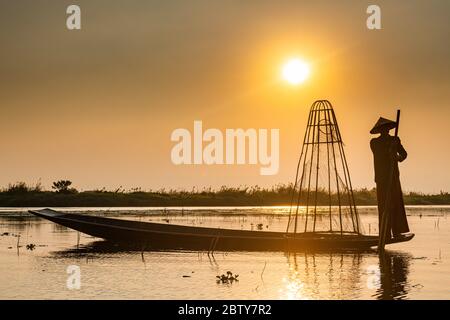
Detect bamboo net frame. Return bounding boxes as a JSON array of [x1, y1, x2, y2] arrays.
[[287, 100, 362, 235]]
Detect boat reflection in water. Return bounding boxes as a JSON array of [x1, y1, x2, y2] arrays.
[[52, 239, 412, 300], [281, 250, 411, 300]]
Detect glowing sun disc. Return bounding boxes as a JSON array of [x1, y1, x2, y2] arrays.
[[282, 59, 310, 85]]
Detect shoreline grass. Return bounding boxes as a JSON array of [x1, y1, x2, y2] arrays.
[[0, 182, 449, 207]]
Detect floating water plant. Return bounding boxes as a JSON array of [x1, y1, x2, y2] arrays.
[[216, 271, 239, 283]]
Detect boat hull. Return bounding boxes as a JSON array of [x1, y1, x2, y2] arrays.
[[29, 209, 414, 251]]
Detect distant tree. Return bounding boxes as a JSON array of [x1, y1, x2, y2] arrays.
[[52, 180, 77, 194]]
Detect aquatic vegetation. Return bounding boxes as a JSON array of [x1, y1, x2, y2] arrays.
[[216, 271, 239, 283]]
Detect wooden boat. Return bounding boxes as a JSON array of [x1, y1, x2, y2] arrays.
[[29, 208, 414, 251], [29, 102, 416, 252]]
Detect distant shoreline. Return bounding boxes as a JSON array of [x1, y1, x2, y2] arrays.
[[1, 186, 449, 207]]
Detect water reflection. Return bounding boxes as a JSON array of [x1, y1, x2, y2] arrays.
[[52, 240, 153, 256], [0, 210, 428, 299], [282, 251, 363, 299], [52, 239, 413, 300], [281, 250, 411, 300], [376, 251, 411, 300]]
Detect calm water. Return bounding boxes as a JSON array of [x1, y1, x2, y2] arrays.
[[0, 206, 448, 300]]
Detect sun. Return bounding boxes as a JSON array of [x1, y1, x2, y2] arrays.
[[282, 58, 310, 85]]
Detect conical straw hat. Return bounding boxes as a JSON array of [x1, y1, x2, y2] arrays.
[[370, 117, 397, 134]]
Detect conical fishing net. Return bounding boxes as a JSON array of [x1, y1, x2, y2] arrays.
[[287, 100, 363, 235]]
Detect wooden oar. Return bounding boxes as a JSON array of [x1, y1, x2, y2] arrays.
[[378, 109, 401, 252]]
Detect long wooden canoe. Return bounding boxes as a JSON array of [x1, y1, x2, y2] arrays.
[[29, 208, 414, 251]]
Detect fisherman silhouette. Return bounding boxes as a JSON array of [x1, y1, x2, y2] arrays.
[[370, 117, 410, 239]]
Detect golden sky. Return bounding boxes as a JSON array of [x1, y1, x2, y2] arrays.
[[0, 0, 449, 193]]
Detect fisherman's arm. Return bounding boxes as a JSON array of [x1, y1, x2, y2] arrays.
[[396, 137, 407, 162]]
